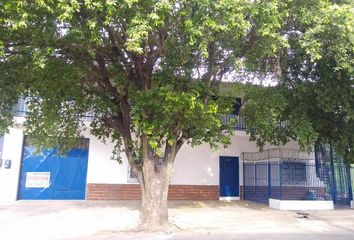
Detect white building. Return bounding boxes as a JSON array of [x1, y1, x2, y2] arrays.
[[0, 100, 352, 210]]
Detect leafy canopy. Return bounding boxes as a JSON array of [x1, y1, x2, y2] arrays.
[[0, 0, 288, 160], [242, 0, 354, 163]]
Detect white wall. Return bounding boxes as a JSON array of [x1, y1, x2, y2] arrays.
[[0, 128, 24, 202], [84, 130, 299, 186], [0, 136, 4, 157], [84, 131, 131, 184], [171, 132, 299, 186], [269, 198, 334, 210], [0, 122, 301, 202]]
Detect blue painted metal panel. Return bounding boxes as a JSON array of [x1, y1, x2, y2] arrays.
[[18, 143, 89, 200], [219, 156, 239, 197]]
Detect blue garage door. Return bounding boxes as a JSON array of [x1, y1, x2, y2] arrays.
[[18, 138, 89, 200], [220, 156, 239, 197]]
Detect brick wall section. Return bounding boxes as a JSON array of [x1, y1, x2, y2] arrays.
[[87, 184, 220, 200], [244, 186, 328, 201]]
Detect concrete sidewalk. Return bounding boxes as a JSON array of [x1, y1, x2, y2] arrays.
[[0, 201, 353, 240]]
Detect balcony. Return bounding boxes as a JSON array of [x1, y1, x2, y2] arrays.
[[222, 114, 247, 131], [13, 99, 248, 131], [13, 98, 29, 117], [12, 98, 95, 121]]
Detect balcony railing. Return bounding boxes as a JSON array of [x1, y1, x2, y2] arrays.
[[222, 114, 247, 131], [13, 98, 95, 120], [13, 98, 29, 117], [13, 98, 248, 131]]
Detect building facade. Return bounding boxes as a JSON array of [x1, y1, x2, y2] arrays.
[[0, 114, 299, 202], [0, 100, 352, 210]]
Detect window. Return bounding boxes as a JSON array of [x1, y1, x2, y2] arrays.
[[232, 98, 242, 115], [154, 157, 164, 172], [211, 96, 242, 115], [282, 161, 307, 183], [127, 157, 165, 183], [127, 165, 138, 183]]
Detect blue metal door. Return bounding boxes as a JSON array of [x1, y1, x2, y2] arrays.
[[219, 156, 239, 197], [18, 139, 89, 200]]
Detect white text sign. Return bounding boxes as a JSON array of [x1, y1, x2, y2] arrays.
[[25, 172, 50, 188]]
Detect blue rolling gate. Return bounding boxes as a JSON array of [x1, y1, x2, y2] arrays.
[[18, 137, 90, 200], [243, 148, 353, 204]]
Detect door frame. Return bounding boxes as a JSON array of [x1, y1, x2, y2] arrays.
[[219, 156, 240, 201]]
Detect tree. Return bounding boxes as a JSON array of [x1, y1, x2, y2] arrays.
[[242, 0, 354, 163], [0, 0, 287, 229]]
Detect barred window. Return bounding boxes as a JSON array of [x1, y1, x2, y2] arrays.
[[282, 162, 307, 183], [127, 165, 138, 183], [127, 156, 165, 183]]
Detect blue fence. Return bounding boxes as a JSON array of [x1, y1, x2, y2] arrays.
[[315, 143, 353, 204], [244, 161, 333, 202]]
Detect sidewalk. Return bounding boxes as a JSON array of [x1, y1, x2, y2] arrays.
[[0, 200, 353, 240]]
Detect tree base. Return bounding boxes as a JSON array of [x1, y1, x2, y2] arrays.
[[136, 215, 181, 233], [137, 220, 180, 232]]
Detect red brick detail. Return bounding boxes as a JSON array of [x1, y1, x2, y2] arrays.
[[168, 185, 219, 200], [244, 186, 328, 200], [86, 184, 219, 200]]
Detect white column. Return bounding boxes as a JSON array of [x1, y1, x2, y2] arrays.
[[0, 128, 24, 202]]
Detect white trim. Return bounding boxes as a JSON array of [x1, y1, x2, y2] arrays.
[[219, 196, 240, 201], [351, 200, 354, 209], [269, 198, 334, 210]]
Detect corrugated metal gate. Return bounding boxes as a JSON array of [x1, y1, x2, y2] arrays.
[[18, 138, 89, 200]]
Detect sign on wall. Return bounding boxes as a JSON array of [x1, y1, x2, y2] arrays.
[[25, 172, 51, 188]]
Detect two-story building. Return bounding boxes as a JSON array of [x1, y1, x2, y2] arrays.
[[0, 98, 353, 210]]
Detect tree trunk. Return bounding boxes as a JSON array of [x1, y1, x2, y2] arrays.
[[139, 161, 170, 230], [138, 136, 176, 230]]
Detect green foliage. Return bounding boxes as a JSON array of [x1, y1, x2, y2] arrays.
[[0, 0, 286, 159], [242, 0, 354, 163]]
